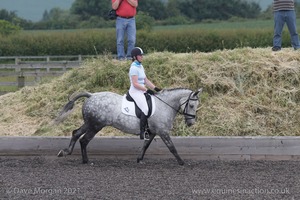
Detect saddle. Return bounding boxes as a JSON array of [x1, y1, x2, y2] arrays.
[[121, 92, 155, 118]]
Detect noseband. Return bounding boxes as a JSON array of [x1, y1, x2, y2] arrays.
[[181, 92, 198, 119], [154, 92, 198, 119]]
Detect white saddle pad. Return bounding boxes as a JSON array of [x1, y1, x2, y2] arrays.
[[121, 94, 156, 117]]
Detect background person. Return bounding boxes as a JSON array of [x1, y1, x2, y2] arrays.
[[272, 0, 300, 51], [112, 0, 138, 60]]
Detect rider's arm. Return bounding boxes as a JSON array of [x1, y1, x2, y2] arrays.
[[145, 77, 156, 90], [131, 75, 147, 91]]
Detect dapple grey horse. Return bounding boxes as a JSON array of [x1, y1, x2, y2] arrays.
[[56, 88, 202, 165]]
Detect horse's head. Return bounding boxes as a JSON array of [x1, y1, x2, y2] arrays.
[[180, 88, 203, 126]]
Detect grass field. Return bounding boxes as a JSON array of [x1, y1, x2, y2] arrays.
[[154, 19, 275, 30], [22, 19, 298, 33]]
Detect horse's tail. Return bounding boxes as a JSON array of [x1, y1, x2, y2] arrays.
[[53, 92, 92, 124]]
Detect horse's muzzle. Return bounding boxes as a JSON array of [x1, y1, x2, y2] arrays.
[[186, 120, 195, 127]]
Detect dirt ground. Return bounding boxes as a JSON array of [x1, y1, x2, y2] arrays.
[[0, 155, 299, 200]]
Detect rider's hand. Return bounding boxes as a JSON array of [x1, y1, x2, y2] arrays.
[[154, 87, 162, 92], [146, 89, 155, 95]]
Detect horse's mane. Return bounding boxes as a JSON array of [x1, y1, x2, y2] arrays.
[[162, 87, 191, 92]]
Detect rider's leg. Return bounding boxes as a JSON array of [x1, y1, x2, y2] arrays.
[[129, 90, 149, 140], [140, 112, 147, 140]]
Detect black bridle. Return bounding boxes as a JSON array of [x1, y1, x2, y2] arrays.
[[154, 92, 198, 119]]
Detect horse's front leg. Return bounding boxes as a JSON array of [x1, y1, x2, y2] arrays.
[[160, 133, 184, 165], [137, 133, 156, 163]]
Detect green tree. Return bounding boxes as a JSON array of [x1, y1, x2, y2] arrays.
[[138, 0, 168, 20], [0, 20, 21, 36], [70, 0, 110, 20], [35, 8, 81, 29], [136, 12, 155, 31], [166, 0, 181, 18], [0, 9, 18, 21], [179, 0, 261, 21], [0, 9, 33, 29], [42, 10, 50, 21]]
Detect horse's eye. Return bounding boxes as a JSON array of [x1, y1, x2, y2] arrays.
[[190, 104, 194, 108]]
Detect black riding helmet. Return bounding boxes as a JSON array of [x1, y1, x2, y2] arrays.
[[131, 47, 144, 59]]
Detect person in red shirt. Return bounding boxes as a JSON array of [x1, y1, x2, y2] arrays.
[[112, 0, 138, 60]]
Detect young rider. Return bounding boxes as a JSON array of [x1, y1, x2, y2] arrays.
[[128, 47, 161, 139]]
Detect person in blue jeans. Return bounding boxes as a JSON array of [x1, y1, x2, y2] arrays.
[[112, 0, 138, 60], [272, 0, 300, 51]]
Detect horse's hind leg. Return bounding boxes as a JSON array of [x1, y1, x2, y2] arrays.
[[57, 124, 87, 157], [160, 133, 184, 165], [137, 133, 156, 163], [79, 127, 101, 164]]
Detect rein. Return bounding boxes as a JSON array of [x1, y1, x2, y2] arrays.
[[154, 92, 198, 119]]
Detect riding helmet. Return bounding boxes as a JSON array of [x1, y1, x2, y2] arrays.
[[131, 47, 144, 58]]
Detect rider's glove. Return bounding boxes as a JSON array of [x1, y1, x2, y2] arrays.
[[146, 89, 155, 95], [154, 87, 162, 92]]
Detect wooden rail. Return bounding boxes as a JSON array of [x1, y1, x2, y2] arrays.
[[0, 55, 96, 88], [1, 136, 300, 161]]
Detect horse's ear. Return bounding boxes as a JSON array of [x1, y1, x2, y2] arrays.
[[193, 88, 203, 96]]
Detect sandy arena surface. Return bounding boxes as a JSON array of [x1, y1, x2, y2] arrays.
[[0, 155, 299, 200]]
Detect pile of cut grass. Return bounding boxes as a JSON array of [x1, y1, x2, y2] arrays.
[[1, 47, 300, 136]]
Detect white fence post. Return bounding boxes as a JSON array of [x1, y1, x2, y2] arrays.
[[17, 75, 25, 88]]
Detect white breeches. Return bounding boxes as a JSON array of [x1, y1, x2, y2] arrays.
[[129, 87, 149, 115]]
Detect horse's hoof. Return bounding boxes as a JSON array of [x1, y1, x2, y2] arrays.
[[138, 161, 146, 165], [82, 160, 89, 164], [57, 150, 64, 157], [178, 161, 185, 166]]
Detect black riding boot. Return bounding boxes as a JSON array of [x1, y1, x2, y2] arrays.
[[140, 113, 148, 140]]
